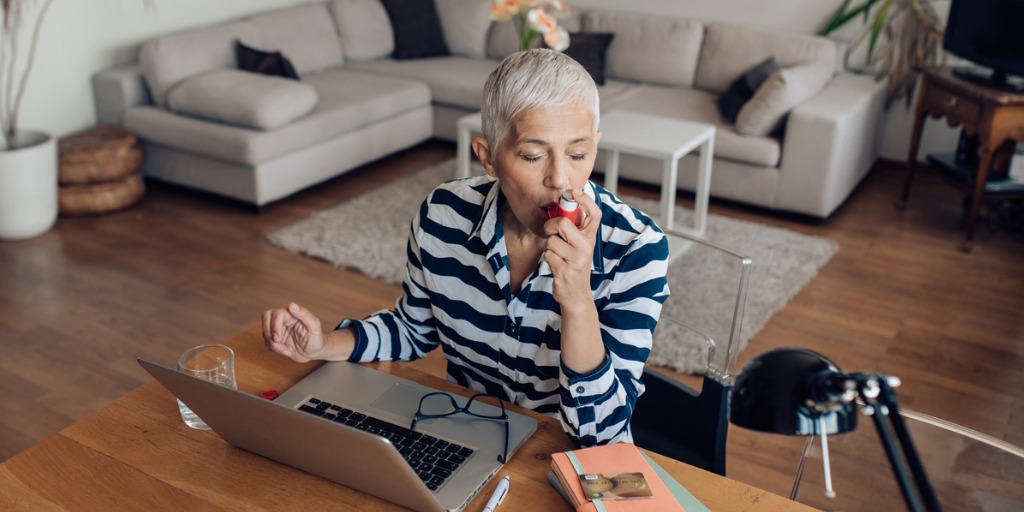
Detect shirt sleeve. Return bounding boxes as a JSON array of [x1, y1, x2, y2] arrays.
[[344, 196, 441, 363], [557, 225, 670, 446]]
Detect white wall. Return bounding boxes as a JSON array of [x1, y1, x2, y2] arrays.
[[23, 0, 957, 161]]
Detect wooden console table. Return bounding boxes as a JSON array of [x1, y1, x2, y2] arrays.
[[900, 66, 1024, 252]]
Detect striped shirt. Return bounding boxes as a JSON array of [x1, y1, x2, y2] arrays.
[[343, 176, 670, 446]]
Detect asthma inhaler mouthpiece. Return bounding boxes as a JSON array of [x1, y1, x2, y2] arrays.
[[548, 188, 581, 225]]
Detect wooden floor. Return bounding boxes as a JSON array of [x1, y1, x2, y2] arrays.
[[2, 140, 1022, 510]]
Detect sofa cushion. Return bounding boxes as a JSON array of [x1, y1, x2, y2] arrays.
[[559, 32, 614, 85], [435, 0, 492, 58], [140, 21, 262, 107], [246, 4, 344, 75], [601, 82, 781, 168], [581, 10, 703, 88], [695, 22, 837, 94], [235, 40, 300, 80], [717, 57, 778, 124], [735, 64, 834, 136], [346, 57, 498, 110], [380, 0, 450, 59], [127, 69, 431, 166], [329, 0, 394, 62], [166, 69, 318, 130]]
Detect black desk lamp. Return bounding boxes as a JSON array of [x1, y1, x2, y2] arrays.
[[729, 348, 942, 512]]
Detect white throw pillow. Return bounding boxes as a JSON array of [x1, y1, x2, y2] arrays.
[[167, 69, 318, 130], [330, 0, 394, 61]]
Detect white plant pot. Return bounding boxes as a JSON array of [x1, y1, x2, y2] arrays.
[[0, 131, 58, 240]]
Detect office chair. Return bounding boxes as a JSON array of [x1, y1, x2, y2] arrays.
[[631, 229, 752, 476]]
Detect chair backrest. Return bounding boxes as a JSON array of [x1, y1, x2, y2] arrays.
[[631, 229, 752, 476]]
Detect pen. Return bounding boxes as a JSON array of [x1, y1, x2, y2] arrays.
[[483, 475, 509, 512]]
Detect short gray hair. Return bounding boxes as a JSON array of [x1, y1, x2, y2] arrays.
[[480, 48, 600, 148]]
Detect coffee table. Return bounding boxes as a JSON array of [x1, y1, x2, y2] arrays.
[[455, 110, 715, 249]]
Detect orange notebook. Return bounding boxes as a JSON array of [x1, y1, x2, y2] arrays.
[[550, 443, 686, 511]]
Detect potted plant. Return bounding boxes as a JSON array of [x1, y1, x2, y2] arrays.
[[821, 0, 945, 108], [0, 0, 58, 240]]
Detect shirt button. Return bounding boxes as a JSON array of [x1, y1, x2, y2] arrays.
[[575, 386, 585, 394]]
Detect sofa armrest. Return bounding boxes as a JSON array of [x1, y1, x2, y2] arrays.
[[92, 64, 152, 125], [775, 72, 887, 218]]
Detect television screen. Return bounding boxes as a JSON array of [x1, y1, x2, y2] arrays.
[[943, 0, 1024, 89]]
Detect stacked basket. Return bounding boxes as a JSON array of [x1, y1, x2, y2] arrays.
[[58, 125, 145, 215]]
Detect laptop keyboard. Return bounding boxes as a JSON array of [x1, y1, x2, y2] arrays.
[[297, 397, 475, 491]]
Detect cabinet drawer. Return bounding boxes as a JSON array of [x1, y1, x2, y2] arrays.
[[921, 85, 980, 126]]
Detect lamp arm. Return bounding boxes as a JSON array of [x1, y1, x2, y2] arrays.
[[853, 374, 942, 512], [876, 378, 943, 512]]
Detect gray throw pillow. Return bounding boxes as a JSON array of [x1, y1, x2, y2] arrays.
[[717, 57, 779, 124]]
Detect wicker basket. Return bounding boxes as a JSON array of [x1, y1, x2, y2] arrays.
[[58, 125, 143, 185], [59, 172, 145, 215]]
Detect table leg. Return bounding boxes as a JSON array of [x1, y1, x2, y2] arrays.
[[604, 150, 621, 195], [661, 156, 679, 232], [961, 147, 996, 252], [899, 106, 928, 210], [692, 135, 714, 237], [456, 123, 472, 179]]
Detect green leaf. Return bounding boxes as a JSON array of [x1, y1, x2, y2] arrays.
[[867, 1, 892, 61], [821, 0, 880, 35]]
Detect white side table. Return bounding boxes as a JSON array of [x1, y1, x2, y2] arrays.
[[456, 112, 482, 180], [598, 110, 715, 239]]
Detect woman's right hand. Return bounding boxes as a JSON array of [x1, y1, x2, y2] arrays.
[[262, 302, 324, 363]]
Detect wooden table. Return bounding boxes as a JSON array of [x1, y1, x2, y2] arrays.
[[0, 325, 820, 511], [900, 66, 1024, 252]]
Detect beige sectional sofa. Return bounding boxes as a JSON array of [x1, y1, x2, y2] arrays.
[[93, 0, 886, 217]]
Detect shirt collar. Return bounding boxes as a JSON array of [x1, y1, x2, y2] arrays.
[[468, 179, 606, 274]]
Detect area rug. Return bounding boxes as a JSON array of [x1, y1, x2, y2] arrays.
[[268, 159, 839, 375]]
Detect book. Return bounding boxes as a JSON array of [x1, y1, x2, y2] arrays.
[[550, 443, 707, 511]]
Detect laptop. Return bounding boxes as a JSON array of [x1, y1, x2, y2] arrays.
[[138, 358, 537, 512]]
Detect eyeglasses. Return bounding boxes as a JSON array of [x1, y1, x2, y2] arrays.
[[410, 392, 510, 463]]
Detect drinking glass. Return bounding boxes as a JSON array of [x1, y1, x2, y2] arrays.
[[176, 344, 236, 429]]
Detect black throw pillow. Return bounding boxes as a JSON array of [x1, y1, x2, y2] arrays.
[[717, 57, 779, 124], [555, 32, 615, 85], [235, 40, 299, 80], [379, 0, 450, 60]]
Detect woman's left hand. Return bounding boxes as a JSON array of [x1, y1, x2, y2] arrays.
[[543, 187, 601, 309]]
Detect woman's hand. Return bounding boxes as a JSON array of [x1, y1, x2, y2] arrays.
[[262, 302, 324, 363], [543, 187, 601, 310]]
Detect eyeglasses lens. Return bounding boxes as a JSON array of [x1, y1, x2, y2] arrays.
[[419, 393, 459, 417]]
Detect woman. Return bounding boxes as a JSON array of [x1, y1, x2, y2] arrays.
[[263, 49, 669, 446]]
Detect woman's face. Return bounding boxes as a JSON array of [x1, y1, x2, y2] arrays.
[[484, 104, 600, 238]]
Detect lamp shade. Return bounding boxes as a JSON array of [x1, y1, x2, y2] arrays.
[[730, 348, 857, 436]]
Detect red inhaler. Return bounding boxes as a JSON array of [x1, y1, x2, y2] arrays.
[[547, 188, 582, 227]]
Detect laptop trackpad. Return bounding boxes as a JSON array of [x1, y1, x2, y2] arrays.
[[370, 382, 429, 420]]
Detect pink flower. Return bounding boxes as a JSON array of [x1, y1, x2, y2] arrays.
[[544, 26, 570, 52], [527, 8, 557, 35], [489, 0, 519, 21], [490, 0, 571, 52]]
